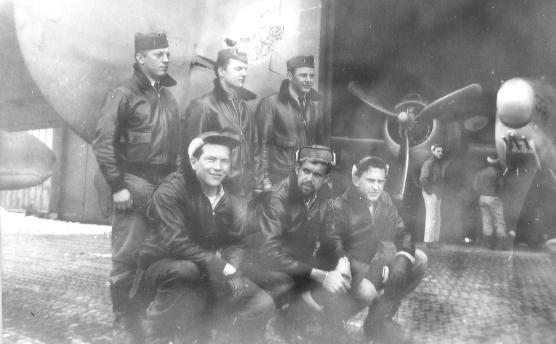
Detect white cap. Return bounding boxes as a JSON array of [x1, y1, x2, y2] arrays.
[[187, 131, 239, 159]]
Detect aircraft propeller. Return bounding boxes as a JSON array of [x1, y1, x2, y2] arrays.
[[348, 82, 483, 199]]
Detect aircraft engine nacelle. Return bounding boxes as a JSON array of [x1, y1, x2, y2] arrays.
[[495, 78, 556, 174], [383, 99, 444, 170], [495, 78, 556, 242], [0, 131, 56, 190]]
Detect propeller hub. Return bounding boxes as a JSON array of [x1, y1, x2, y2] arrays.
[[398, 111, 410, 124], [497, 78, 534, 129]]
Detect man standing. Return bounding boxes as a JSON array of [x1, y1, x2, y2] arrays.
[[184, 46, 259, 196], [92, 32, 179, 343], [243, 145, 349, 343], [137, 132, 274, 344], [473, 155, 512, 250], [319, 156, 428, 344], [255, 55, 329, 190], [419, 143, 446, 247]]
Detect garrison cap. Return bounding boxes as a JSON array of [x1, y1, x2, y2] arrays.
[[216, 48, 248, 66], [188, 131, 239, 159], [287, 55, 315, 70], [135, 32, 169, 52]]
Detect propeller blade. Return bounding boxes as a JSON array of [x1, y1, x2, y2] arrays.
[[416, 84, 483, 122], [347, 82, 398, 118], [396, 128, 411, 200]]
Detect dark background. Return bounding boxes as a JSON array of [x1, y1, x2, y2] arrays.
[[325, 0, 556, 244]]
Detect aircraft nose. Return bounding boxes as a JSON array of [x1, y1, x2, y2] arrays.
[[0, 131, 56, 190], [496, 78, 535, 129]]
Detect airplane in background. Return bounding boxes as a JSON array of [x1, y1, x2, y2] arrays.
[[4, 0, 302, 143], [2, 0, 555, 245], [329, 82, 492, 242], [332, 82, 485, 199]]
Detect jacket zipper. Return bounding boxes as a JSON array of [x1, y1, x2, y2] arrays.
[[230, 99, 245, 177]]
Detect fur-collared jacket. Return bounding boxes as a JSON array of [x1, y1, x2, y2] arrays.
[[93, 64, 179, 192]]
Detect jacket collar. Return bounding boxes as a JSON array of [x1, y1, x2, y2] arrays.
[[344, 183, 387, 208], [278, 79, 321, 104], [213, 78, 256, 102], [133, 63, 177, 90]]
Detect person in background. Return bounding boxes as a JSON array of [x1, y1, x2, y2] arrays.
[[255, 55, 329, 190], [473, 154, 513, 250], [419, 144, 446, 248], [92, 32, 179, 343]]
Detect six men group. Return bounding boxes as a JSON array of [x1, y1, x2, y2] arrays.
[[93, 32, 428, 344]]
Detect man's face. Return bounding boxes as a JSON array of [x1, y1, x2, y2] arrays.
[[219, 59, 248, 89], [432, 147, 444, 159], [137, 48, 170, 80], [296, 160, 328, 198], [354, 167, 386, 202], [190, 143, 231, 190], [288, 67, 315, 95]]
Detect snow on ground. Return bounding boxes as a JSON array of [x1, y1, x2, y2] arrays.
[[0, 207, 111, 236]]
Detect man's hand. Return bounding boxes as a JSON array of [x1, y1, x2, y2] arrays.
[[354, 278, 377, 304], [222, 263, 237, 276], [388, 256, 410, 288], [113, 188, 133, 211], [263, 178, 272, 191], [335, 257, 352, 282], [323, 270, 350, 294]]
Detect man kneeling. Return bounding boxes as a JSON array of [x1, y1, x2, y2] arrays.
[[243, 145, 351, 343], [136, 132, 274, 344], [318, 156, 428, 344]]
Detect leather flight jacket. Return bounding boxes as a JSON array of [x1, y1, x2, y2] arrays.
[[318, 184, 415, 284], [255, 80, 329, 184], [138, 165, 247, 279], [93, 63, 179, 192], [244, 173, 332, 281]]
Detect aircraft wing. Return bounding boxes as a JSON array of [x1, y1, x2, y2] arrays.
[[0, 0, 63, 132]]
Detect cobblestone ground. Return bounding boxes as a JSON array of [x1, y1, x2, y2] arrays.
[[2, 214, 556, 343]]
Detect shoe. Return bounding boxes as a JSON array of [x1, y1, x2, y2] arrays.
[[363, 292, 411, 344], [365, 318, 412, 344]]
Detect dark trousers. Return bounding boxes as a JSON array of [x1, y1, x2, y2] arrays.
[[140, 258, 275, 344], [110, 171, 171, 310]]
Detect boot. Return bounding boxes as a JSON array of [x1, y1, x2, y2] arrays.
[[111, 283, 145, 344], [363, 294, 412, 344], [273, 299, 321, 343]]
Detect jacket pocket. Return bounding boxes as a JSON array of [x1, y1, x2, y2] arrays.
[[270, 138, 296, 178], [122, 131, 152, 162]]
